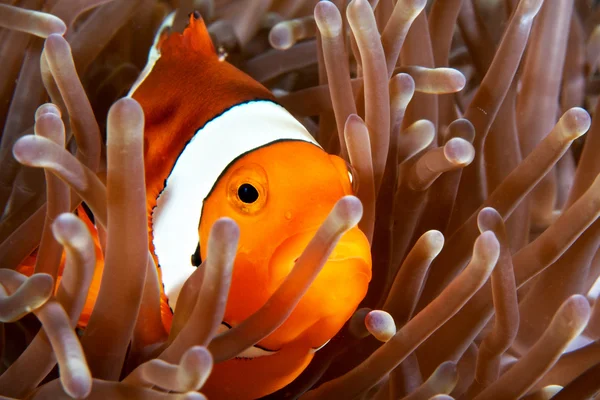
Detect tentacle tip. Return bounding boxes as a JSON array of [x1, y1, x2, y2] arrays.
[[473, 231, 500, 266], [556, 295, 591, 335], [346, 0, 371, 20], [405, 120, 436, 150], [108, 97, 145, 129], [365, 310, 396, 342], [344, 113, 365, 130], [333, 195, 363, 229], [28, 273, 55, 300], [448, 69, 467, 91], [444, 137, 475, 165], [35, 112, 65, 143], [314, 1, 342, 37], [415, 119, 436, 144], [539, 385, 563, 397], [53, 20, 67, 36], [182, 345, 213, 368], [561, 107, 591, 139], [564, 294, 591, 314], [183, 392, 208, 400], [390, 73, 416, 108], [52, 213, 91, 249], [429, 395, 454, 400], [12, 135, 38, 164], [448, 118, 476, 142], [112, 96, 144, 113], [423, 230, 444, 255], [436, 360, 457, 374], [211, 217, 241, 242], [391, 72, 416, 90], [44, 32, 68, 50], [35, 103, 62, 120], [416, 119, 435, 131], [269, 24, 294, 50], [52, 213, 77, 237], [476, 207, 502, 233], [63, 370, 92, 399]]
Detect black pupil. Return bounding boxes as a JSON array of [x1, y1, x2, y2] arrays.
[[238, 183, 259, 203]]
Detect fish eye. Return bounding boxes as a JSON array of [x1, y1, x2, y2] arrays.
[[226, 163, 268, 215], [238, 183, 259, 203]]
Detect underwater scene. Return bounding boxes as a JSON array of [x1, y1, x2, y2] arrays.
[[1, 0, 600, 399]]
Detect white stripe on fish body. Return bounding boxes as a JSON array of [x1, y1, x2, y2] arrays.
[[152, 100, 320, 309]]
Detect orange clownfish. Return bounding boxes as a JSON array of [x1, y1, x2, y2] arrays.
[[129, 12, 372, 398], [23, 11, 372, 400]]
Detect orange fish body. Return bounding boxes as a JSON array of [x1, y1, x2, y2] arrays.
[[132, 14, 371, 398], [17, 206, 104, 329], [21, 12, 372, 399]]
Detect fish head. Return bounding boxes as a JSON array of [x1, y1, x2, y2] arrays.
[[199, 139, 371, 398]]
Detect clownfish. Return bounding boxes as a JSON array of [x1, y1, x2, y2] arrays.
[[21, 11, 372, 400]]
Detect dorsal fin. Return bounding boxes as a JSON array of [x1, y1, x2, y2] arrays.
[[127, 11, 217, 96], [159, 12, 216, 59]]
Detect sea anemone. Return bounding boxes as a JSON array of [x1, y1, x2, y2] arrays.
[[1, 0, 600, 399]]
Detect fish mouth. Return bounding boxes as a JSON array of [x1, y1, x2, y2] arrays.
[[217, 226, 370, 360], [257, 226, 370, 349], [218, 321, 329, 359], [269, 225, 372, 287]]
